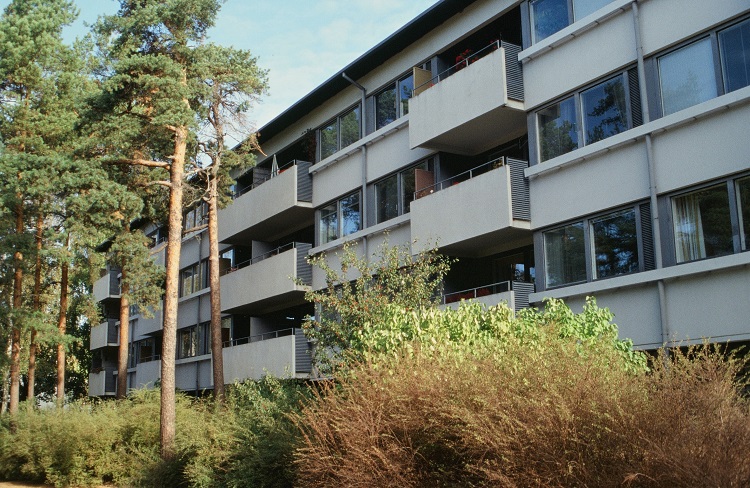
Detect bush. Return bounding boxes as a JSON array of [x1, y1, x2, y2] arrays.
[[294, 302, 750, 487]]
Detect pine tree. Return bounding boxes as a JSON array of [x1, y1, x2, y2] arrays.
[[89, 0, 223, 459], [192, 43, 268, 402], [0, 0, 80, 415]]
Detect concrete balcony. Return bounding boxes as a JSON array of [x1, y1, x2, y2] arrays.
[[135, 308, 163, 337], [220, 243, 312, 315], [133, 358, 160, 389], [441, 281, 535, 312], [92, 269, 120, 303], [223, 328, 311, 382], [409, 42, 526, 156], [410, 158, 531, 256], [219, 160, 314, 244], [90, 318, 118, 350], [88, 367, 116, 397]]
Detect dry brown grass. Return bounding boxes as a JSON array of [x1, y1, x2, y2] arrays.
[[294, 342, 750, 487]]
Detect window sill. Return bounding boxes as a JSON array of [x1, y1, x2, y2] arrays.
[[310, 213, 411, 255], [519, 0, 633, 64], [178, 287, 210, 303], [310, 115, 410, 175], [531, 250, 750, 303], [526, 85, 750, 180]]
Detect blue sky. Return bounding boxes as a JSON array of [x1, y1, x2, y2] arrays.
[[1, 0, 438, 143]]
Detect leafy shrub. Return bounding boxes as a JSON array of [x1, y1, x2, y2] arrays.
[[221, 377, 312, 488], [294, 302, 750, 487]]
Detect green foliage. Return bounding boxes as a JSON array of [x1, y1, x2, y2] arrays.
[[220, 377, 312, 488], [301, 238, 453, 374]]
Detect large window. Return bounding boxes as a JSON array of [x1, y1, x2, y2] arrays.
[[374, 73, 414, 130], [544, 222, 586, 287], [318, 192, 361, 245], [373, 159, 435, 224], [177, 326, 198, 359], [319, 105, 361, 161], [537, 69, 640, 162], [656, 17, 750, 117], [180, 261, 208, 297], [543, 205, 651, 288], [670, 179, 748, 264], [530, 0, 614, 43]]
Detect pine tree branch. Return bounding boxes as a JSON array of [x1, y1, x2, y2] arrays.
[[183, 224, 207, 235], [107, 158, 171, 169], [140, 180, 172, 189]]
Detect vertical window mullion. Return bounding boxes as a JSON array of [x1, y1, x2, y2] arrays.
[[583, 219, 593, 282], [726, 180, 741, 254]]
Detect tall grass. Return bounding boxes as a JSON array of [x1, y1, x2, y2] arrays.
[[295, 340, 750, 487]]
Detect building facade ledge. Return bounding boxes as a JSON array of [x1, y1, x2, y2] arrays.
[[525, 85, 750, 180], [531, 251, 750, 303], [310, 213, 411, 256], [519, 0, 634, 64], [309, 116, 410, 175]]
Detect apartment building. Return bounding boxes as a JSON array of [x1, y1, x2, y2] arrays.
[[90, 0, 750, 396]]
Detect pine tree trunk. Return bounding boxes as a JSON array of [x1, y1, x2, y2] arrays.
[[208, 176, 224, 402], [27, 213, 44, 403], [56, 244, 69, 407], [117, 268, 130, 399], [9, 201, 24, 417], [160, 123, 186, 461]]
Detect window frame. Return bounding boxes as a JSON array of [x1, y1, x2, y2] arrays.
[[317, 191, 362, 245], [372, 71, 415, 131], [540, 204, 649, 290], [662, 173, 750, 266], [529, 0, 614, 44], [179, 260, 208, 297], [177, 326, 198, 359], [535, 69, 637, 163], [318, 103, 362, 161], [371, 159, 435, 225], [649, 15, 750, 120]]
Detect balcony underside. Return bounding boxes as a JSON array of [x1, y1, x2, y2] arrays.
[[414, 106, 527, 156], [221, 289, 308, 316], [220, 205, 313, 244], [438, 226, 532, 258]]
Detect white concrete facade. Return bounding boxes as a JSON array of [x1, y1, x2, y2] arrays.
[[90, 0, 750, 396]]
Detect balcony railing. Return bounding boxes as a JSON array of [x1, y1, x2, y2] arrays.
[[442, 281, 511, 304], [220, 242, 311, 276], [413, 41, 501, 95], [441, 281, 535, 311], [415, 157, 508, 198], [223, 327, 302, 348], [232, 159, 304, 200]]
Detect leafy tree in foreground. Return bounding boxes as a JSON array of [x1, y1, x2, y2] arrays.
[[301, 239, 452, 375]]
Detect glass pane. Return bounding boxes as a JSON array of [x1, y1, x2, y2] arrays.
[[544, 222, 586, 287], [341, 193, 361, 236], [532, 0, 570, 43], [398, 75, 414, 116], [573, 0, 613, 20], [719, 18, 750, 93], [736, 177, 750, 251], [375, 86, 397, 129], [672, 184, 733, 263], [659, 38, 717, 116], [340, 106, 361, 149], [581, 75, 628, 144], [375, 175, 398, 223], [181, 268, 194, 296], [319, 203, 338, 244], [320, 121, 338, 160], [590, 209, 639, 279], [538, 96, 578, 161]]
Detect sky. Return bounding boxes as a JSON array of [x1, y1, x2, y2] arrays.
[[1, 0, 438, 145]]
